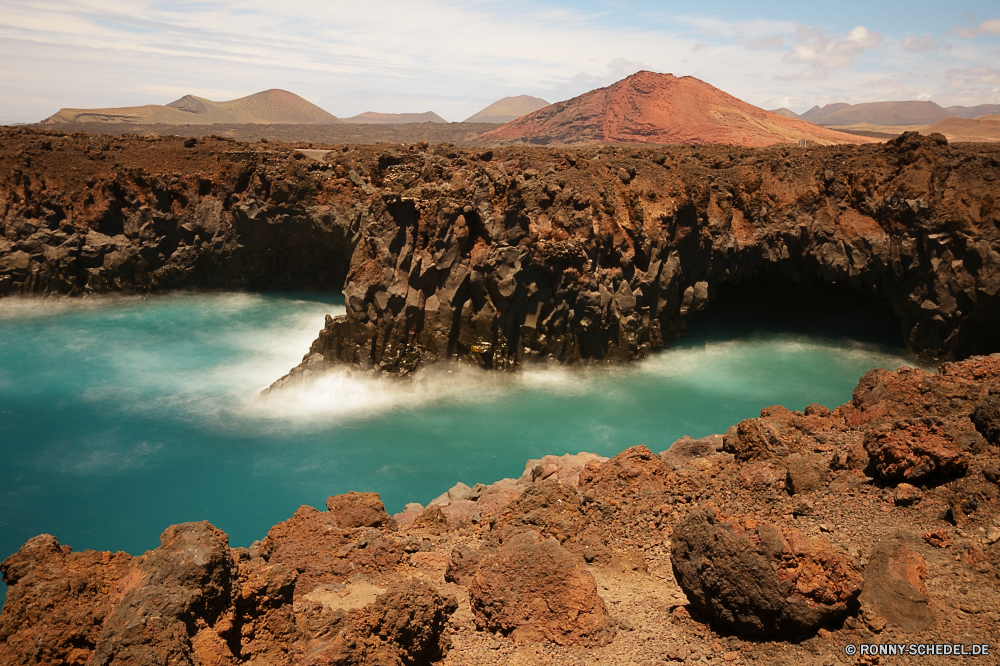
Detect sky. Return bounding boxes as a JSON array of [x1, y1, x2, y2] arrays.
[[1, 0, 999, 124]]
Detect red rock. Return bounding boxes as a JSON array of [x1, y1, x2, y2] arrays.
[[468, 530, 616, 646], [325, 491, 395, 529], [0, 535, 132, 666], [922, 530, 954, 548], [859, 535, 935, 631], [671, 508, 862, 638], [479, 71, 870, 147], [864, 421, 969, 482], [520, 452, 608, 486]]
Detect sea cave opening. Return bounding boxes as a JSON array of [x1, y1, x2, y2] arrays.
[[687, 269, 905, 350]]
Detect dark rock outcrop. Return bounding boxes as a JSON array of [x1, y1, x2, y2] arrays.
[[670, 508, 863, 638], [271, 132, 1000, 384]]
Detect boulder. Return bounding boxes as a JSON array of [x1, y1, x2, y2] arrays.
[[785, 456, 826, 495], [858, 534, 935, 631], [468, 530, 616, 646], [326, 491, 396, 529], [90, 522, 236, 666], [671, 508, 862, 638]]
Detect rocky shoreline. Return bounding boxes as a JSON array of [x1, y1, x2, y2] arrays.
[[4, 356, 1000, 665], [2, 128, 999, 390]]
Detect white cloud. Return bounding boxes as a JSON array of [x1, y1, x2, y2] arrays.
[[863, 78, 903, 88], [945, 66, 1000, 86], [902, 35, 951, 52], [953, 18, 1000, 38], [781, 25, 884, 76]]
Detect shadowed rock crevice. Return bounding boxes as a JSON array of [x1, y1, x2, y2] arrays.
[[687, 270, 905, 348]]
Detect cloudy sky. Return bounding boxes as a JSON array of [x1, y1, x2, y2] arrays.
[[1, 0, 998, 124]]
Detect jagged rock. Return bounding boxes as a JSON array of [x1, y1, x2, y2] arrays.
[[520, 452, 608, 486], [326, 491, 396, 529], [90, 521, 235, 666], [0, 535, 133, 666], [671, 508, 862, 638], [468, 530, 616, 646], [261, 505, 404, 594], [858, 534, 935, 631], [864, 420, 970, 482], [578, 445, 673, 495]]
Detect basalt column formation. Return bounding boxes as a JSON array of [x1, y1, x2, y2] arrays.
[[272, 133, 1000, 387]]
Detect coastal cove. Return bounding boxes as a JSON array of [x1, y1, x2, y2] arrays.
[[0, 291, 921, 605]]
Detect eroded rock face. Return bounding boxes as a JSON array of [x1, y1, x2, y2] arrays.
[[304, 579, 457, 666], [671, 508, 862, 638], [0, 535, 133, 666], [272, 133, 1000, 383], [468, 530, 616, 647], [90, 521, 235, 666]]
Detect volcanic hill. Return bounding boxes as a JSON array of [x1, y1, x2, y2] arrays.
[[43, 89, 340, 125], [464, 95, 551, 123], [922, 114, 1000, 142], [342, 111, 447, 124], [802, 101, 953, 127], [478, 71, 870, 147]]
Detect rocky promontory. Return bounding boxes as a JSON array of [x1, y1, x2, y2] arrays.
[[4, 356, 1000, 664], [272, 131, 1000, 388]]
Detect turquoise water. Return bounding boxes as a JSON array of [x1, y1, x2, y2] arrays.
[[0, 292, 921, 605]]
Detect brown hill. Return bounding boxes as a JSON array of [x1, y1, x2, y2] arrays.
[[768, 107, 801, 119], [478, 71, 871, 147], [342, 111, 447, 124], [802, 101, 953, 126], [921, 114, 1000, 142], [947, 104, 1000, 119], [464, 95, 550, 123], [800, 103, 851, 122], [43, 90, 340, 125]]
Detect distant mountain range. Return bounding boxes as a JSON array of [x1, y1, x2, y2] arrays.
[[43, 90, 341, 125], [479, 71, 870, 147], [464, 96, 550, 123], [341, 111, 447, 124], [775, 101, 1000, 127]]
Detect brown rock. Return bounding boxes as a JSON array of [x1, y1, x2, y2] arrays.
[[91, 521, 236, 666], [521, 452, 608, 486], [502, 482, 585, 544], [894, 483, 922, 505], [326, 491, 396, 529], [0, 535, 133, 666], [413, 505, 450, 533], [445, 543, 491, 586], [578, 445, 673, 495], [785, 456, 826, 495], [859, 535, 935, 631], [971, 394, 1000, 445], [261, 505, 404, 595], [922, 530, 953, 548], [468, 530, 616, 646], [304, 578, 458, 665], [804, 403, 831, 417], [670, 508, 862, 638], [864, 421, 969, 482]]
